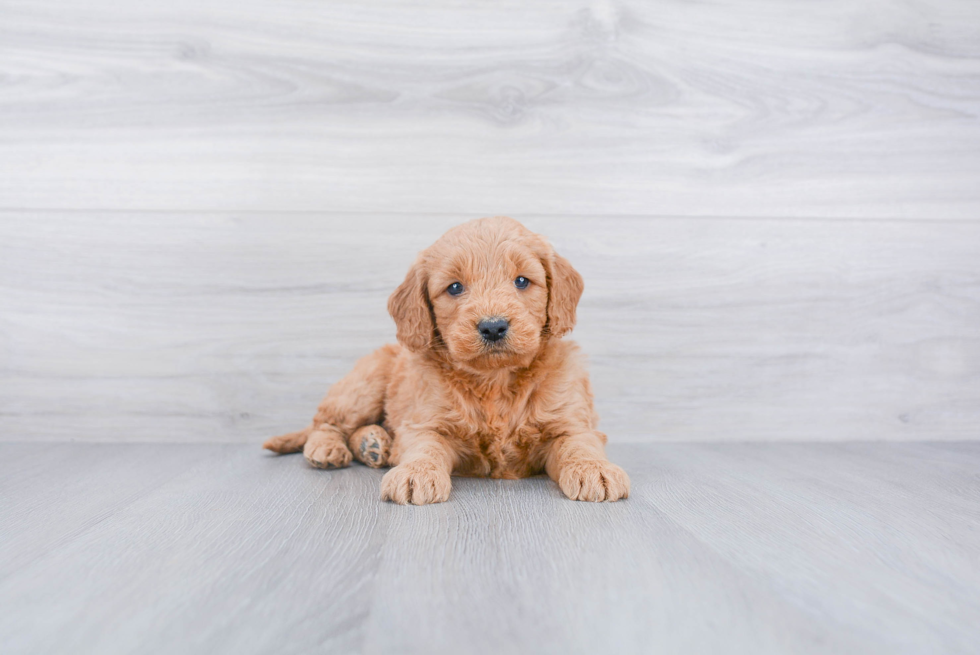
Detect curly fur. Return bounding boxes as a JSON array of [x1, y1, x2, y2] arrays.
[[263, 217, 630, 505]]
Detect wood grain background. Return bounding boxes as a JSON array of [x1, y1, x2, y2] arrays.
[[1, 0, 979, 443]]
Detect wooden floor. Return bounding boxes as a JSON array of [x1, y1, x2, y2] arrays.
[[1, 442, 978, 654]]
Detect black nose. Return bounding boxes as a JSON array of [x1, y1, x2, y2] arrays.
[[478, 317, 509, 343]]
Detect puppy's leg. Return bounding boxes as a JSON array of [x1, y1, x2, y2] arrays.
[[263, 344, 399, 470], [380, 431, 454, 505], [348, 425, 392, 468], [545, 431, 630, 502]]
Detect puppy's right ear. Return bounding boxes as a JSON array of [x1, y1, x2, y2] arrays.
[[387, 258, 433, 352]]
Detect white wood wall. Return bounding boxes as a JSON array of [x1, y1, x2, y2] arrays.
[[2, 0, 978, 443]]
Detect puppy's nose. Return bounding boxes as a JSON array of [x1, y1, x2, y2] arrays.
[[478, 317, 509, 343]]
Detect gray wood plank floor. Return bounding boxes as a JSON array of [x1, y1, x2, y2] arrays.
[[1, 442, 978, 654]]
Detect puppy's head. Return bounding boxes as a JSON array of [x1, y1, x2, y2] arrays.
[[388, 217, 583, 370]]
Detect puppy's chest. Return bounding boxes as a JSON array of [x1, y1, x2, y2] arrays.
[[456, 393, 543, 478]]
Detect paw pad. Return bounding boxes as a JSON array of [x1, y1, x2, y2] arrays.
[[349, 425, 391, 468]]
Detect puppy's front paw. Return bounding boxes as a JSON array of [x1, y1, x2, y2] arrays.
[[380, 461, 451, 505], [303, 429, 353, 469], [558, 460, 630, 502]]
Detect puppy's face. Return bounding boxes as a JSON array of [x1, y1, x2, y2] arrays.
[[388, 217, 583, 371], [427, 229, 549, 369]]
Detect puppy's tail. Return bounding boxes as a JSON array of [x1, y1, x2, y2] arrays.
[[262, 425, 312, 454]]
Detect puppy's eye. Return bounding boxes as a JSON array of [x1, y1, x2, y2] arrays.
[[447, 282, 465, 296], [514, 276, 530, 290]]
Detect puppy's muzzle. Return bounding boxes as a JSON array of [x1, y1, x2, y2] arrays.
[[477, 317, 509, 343]]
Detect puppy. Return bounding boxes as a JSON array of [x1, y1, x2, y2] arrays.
[[263, 216, 630, 505]]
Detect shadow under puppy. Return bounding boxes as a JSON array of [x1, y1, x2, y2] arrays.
[[264, 216, 630, 505]]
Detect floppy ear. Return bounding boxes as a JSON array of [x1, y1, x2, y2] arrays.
[[387, 258, 434, 352], [544, 247, 584, 338]]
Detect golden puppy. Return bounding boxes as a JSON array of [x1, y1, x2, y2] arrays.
[[263, 217, 630, 505]]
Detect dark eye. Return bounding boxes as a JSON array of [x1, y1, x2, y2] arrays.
[[514, 276, 530, 290], [447, 282, 464, 296]]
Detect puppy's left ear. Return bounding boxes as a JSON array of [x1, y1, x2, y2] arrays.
[[544, 246, 584, 338]]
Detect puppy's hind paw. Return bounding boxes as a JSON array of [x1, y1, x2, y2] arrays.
[[349, 425, 392, 468]]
